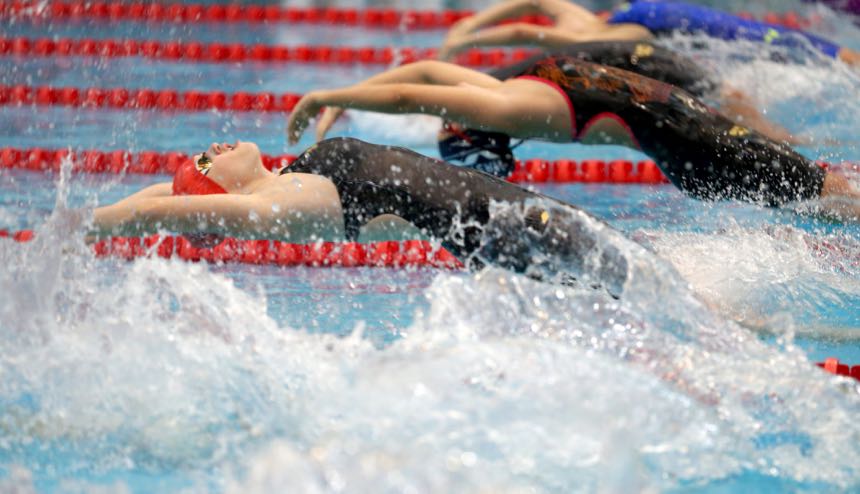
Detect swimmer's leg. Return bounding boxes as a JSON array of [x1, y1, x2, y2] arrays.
[[818, 172, 860, 221]]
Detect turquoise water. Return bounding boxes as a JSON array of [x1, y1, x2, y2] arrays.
[[1, 2, 860, 492]]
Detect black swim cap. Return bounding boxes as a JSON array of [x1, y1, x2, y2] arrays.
[[438, 124, 517, 178]]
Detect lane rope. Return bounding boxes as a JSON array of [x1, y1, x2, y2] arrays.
[[0, 83, 303, 113], [0, 2, 814, 31], [0, 36, 534, 67], [0, 146, 671, 184], [0, 229, 462, 269], [4, 145, 850, 184], [817, 358, 860, 381]]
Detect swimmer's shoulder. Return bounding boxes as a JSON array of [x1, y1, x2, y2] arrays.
[[273, 171, 334, 188]]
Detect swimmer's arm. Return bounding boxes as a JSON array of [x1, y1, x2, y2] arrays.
[[718, 86, 809, 145], [108, 182, 173, 208], [91, 194, 285, 239], [351, 60, 501, 88], [564, 23, 653, 41], [442, 23, 650, 59], [314, 62, 502, 140], [289, 83, 569, 143], [441, 24, 585, 58], [440, 0, 567, 59], [450, 0, 584, 36]]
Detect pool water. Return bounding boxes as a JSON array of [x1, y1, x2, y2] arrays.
[[1, 1, 860, 492]]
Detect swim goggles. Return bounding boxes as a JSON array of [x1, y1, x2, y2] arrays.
[[196, 153, 213, 175]]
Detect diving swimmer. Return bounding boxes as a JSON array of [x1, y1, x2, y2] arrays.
[[91, 138, 633, 296], [287, 58, 860, 220], [438, 0, 860, 66]]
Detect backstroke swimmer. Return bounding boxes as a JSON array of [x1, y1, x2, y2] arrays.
[[438, 0, 860, 66], [287, 58, 860, 220], [437, 4, 821, 145], [91, 138, 637, 297], [475, 40, 805, 145], [86, 139, 759, 405]]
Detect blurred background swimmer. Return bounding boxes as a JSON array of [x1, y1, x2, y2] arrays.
[[438, 0, 860, 66], [470, 40, 806, 145]]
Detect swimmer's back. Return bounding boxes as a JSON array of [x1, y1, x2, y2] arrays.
[[285, 137, 630, 295], [514, 58, 826, 205], [490, 41, 716, 97]]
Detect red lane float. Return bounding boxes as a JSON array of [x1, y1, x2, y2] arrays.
[[0, 146, 296, 174], [0, 2, 474, 28], [0, 2, 813, 30], [817, 358, 860, 381], [0, 229, 464, 269], [0, 84, 303, 113], [0, 36, 537, 67], [506, 158, 670, 185], [0, 146, 671, 184]]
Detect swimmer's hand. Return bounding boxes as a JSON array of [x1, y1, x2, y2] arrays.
[[287, 92, 323, 145], [438, 15, 477, 61], [438, 31, 471, 61], [316, 106, 345, 142], [437, 38, 460, 61]]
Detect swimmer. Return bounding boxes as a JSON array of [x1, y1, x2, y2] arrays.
[[287, 59, 860, 220], [437, 0, 860, 66], [485, 41, 804, 145], [91, 138, 633, 296]]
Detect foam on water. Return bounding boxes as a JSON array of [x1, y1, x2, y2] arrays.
[[641, 222, 860, 333], [1, 183, 859, 492], [228, 265, 860, 492], [665, 31, 860, 159]]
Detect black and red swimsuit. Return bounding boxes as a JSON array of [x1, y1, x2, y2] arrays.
[[514, 56, 825, 206]]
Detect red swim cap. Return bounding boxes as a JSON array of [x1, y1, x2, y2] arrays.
[[172, 158, 227, 196]]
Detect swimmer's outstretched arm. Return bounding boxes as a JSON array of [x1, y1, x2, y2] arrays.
[[106, 182, 173, 208], [287, 82, 569, 144], [445, 0, 588, 37], [92, 193, 279, 239], [439, 0, 649, 60], [439, 23, 650, 60], [315, 61, 501, 140]]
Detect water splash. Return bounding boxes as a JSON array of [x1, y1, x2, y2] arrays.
[[643, 222, 860, 332], [3, 198, 858, 492]]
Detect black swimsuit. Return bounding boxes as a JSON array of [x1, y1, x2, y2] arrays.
[[285, 137, 630, 296], [490, 41, 718, 97], [514, 56, 825, 205]]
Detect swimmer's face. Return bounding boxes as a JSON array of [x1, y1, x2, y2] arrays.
[[191, 140, 263, 191]]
